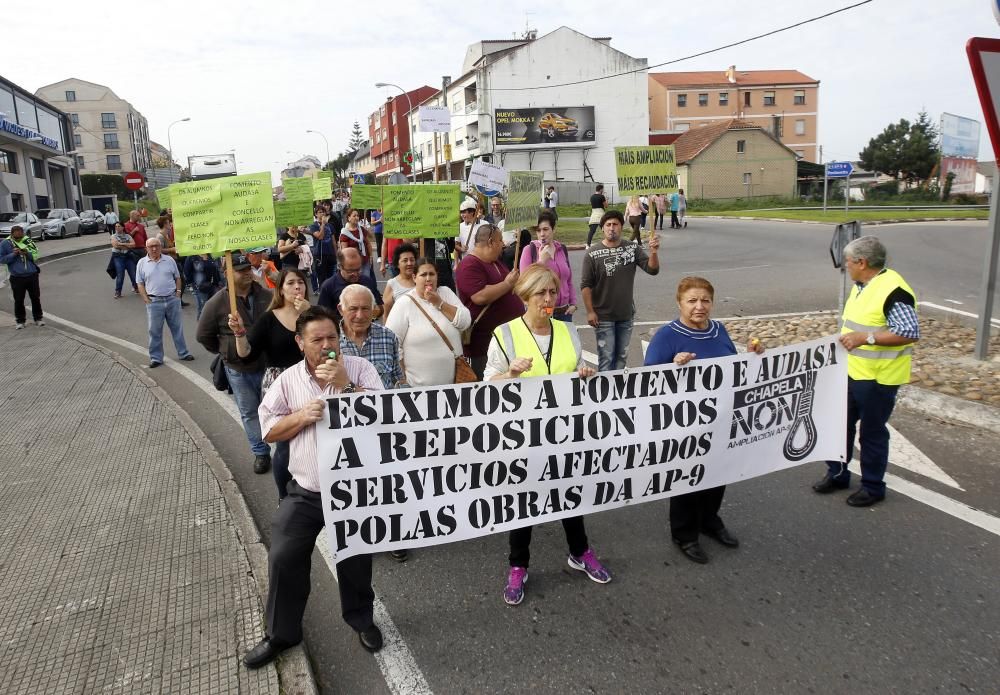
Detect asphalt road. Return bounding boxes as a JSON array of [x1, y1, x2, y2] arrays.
[[5, 218, 998, 694]]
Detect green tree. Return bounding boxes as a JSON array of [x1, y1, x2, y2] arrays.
[[80, 173, 127, 198], [859, 111, 940, 183], [348, 121, 365, 151]]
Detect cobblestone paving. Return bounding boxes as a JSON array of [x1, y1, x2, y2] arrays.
[[0, 325, 279, 694]]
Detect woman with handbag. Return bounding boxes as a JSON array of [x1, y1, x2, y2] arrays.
[[385, 257, 473, 386], [231, 268, 311, 500], [484, 264, 611, 606]]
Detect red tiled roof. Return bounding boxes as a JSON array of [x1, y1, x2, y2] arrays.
[[673, 119, 763, 164], [651, 70, 818, 88]]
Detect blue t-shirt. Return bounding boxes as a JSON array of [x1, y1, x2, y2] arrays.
[[643, 319, 736, 366], [669, 193, 680, 212], [372, 211, 383, 235]]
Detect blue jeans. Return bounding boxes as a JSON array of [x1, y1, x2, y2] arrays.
[[194, 289, 214, 319], [595, 319, 633, 372], [112, 253, 137, 294], [386, 263, 398, 279], [146, 296, 191, 363], [826, 377, 899, 497], [225, 366, 269, 456]]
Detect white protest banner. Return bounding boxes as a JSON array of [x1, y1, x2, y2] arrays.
[[419, 105, 452, 133], [317, 336, 847, 561], [467, 159, 509, 195]]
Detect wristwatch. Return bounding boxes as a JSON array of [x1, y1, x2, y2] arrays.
[[866, 332, 876, 345], [341, 382, 357, 393]]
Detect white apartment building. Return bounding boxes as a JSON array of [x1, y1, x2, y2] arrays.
[[408, 26, 649, 199], [0, 74, 80, 212], [36, 78, 151, 176]]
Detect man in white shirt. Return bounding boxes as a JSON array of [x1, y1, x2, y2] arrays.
[[243, 306, 385, 669], [136, 237, 194, 368], [103, 205, 119, 232], [455, 196, 479, 260], [546, 186, 559, 216]]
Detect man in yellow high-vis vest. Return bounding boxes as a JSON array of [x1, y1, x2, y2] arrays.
[[813, 236, 919, 507]]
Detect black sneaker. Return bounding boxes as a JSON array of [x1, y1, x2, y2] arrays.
[[253, 454, 271, 474]]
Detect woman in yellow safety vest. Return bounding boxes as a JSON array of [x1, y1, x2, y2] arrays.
[[484, 264, 612, 606]]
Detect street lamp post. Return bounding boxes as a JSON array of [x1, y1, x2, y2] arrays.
[[375, 82, 415, 183], [305, 130, 331, 169], [167, 117, 191, 183]]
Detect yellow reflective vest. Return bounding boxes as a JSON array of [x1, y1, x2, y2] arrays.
[[493, 318, 579, 377], [840, 268, 916, 385]]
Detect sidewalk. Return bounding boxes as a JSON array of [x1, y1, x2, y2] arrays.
[[0, 315, 280, 694]]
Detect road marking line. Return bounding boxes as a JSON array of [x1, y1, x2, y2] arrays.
[[944, 299, 964, 305], [37, 248, 108, 263], [888, 424, 963, 490], [576, 310, 838, 330], [42, 312, 431, 694], [680, 263, 771, 274], [922, 301, 1000, 327]]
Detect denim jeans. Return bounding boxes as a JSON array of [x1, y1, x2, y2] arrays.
[[826, 377, 899, 497], [225, 366, 269, 456], [112, 253, 137, 294], [194, 289, 214, 319], [594, 319, 633, 372], [386, 263, 398, 279], [146, 296, 190, 363]]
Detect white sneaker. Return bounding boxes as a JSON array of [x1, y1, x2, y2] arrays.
[[34, 320, 45, 327], [15, 323, 25, 330]]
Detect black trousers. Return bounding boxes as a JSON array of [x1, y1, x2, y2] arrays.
[[9, 273, 42, 324], [508, 516, 588, 568], [670, 210, 680, 228], [654, 211, 664, 229], [266, 480, 374, 645], [670, 486, 726, 544]]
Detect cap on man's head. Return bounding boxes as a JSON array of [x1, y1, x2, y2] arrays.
[[459, 197, 477, 212], [248, 247, 269, 254], [231, 252, 252, 270]]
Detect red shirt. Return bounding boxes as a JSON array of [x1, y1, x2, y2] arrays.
[[126, 221, 147, 250]]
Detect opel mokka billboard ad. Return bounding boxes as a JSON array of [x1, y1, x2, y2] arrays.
[[494, 107, 596, 146]]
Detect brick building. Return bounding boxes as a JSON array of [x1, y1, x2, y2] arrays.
[[649, 67, 819, 162], [369, 86, 436, 179]]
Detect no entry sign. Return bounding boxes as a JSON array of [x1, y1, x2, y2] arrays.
[[123, 171, 145, 190]]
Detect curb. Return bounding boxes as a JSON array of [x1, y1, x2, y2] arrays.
[[897, 384, 1000, 435], [687, 215, 984, 226], [37, 240, 111, 263], [41, 321, 319, 695]]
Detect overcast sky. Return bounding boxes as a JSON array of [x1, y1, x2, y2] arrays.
[[4, 0, 997, 184]]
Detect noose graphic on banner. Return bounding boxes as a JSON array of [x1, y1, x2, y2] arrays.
[[783, 370, 818, 461]]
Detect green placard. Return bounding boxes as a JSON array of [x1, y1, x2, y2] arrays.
[[506, 171, 544, 230], [157, 185, 173, 212], [283, 177, 314, 203], [614, 146, 679, 196], [313, 171, 333, 201], [382, 184, 461, 238], [173, 172, 277, 255], [274, 200, 314, 228], [351, 184, 383, 210]]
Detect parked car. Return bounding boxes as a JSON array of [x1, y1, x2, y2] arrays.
[[35, 208, 82, 239], [537, 112, 579, 138], [0, 212, 45, 242], [78, 210, 107, 234]]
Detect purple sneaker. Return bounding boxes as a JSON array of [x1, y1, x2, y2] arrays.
[[503, 566, 528, 605], [568, 548, 612, 584]]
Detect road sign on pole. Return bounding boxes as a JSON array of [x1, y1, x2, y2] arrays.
[[353, 173, 365, 184], [123, 171, 145, 190], [824, 161, 854, 178], [967, 37, 1000, 358]]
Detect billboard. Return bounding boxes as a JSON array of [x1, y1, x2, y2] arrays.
[[940, 156, 978, 194], [494, 107, 596, 147], [940, 113, 981, 158]]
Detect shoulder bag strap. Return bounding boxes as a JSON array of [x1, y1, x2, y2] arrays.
[[407, 295, 458, 355]]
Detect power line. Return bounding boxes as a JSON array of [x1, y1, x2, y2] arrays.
[[487, 0, 874, 92]]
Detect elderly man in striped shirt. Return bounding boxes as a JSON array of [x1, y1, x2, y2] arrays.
[[244, 305, 384, 669]]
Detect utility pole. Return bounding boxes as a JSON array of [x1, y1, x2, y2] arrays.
[[442, 76, 452, 182]]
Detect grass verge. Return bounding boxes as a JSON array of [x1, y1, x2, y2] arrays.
[[689, 209, 989, 223]]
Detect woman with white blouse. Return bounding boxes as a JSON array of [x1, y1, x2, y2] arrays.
[[384, 256, 472, 387]]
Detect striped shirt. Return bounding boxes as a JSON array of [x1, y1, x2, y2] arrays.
[[258, 356, 382, 493]]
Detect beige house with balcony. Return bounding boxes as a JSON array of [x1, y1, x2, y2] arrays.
[[35, 78, 151, 176], [649, 67, 819, 162]]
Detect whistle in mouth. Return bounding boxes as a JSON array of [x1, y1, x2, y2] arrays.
[[327, 351, 337, 360]]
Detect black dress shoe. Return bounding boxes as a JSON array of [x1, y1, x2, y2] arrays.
[[181, 354, 195, 361], [253, 454, 272, 474], [358, 625, 383, 652], [243, 637, 296, 669], [705, 527, 740, 548], [812, 475, 850, 494], [389, 550, 409, 563], [846, 489, 884, 507], [149, 361, 162, 369], [674, 540, 709, 564]]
